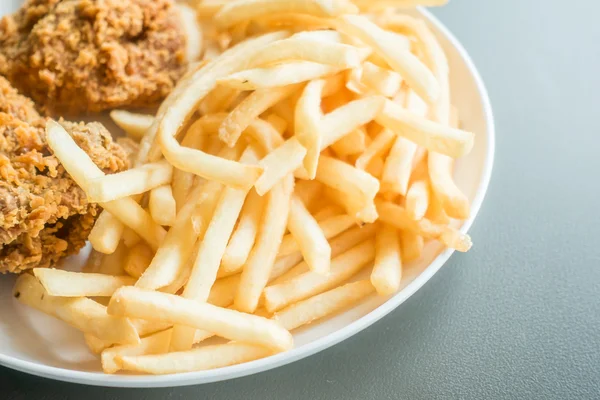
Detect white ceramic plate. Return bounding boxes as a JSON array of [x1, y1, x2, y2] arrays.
[[0, 2, 494, 388]]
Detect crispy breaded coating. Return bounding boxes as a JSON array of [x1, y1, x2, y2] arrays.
[[0, 77, 129, 273], [0, 0, 187, 114]]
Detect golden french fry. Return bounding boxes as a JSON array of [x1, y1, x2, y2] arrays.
[[320, 96, 385, 149], [278, 213, 355, 257], [295, 79, 325, 177], [370, 225, 402, 296], [14, 274, 139, 345], [400, 231, 424, 263], [33, 269, 135, 297], [109, 110, 154, 141], [118, 342, 272, 375], [375, 200, 472, 252], [235, 174, 294, 313], [215, 0, 358, 28], [248, 35, 370, 69], [89, 211, 125, 254], [219, 84, 301, 147], [220, 189, 265, 275], [264, 239, 375, 312], [219, 62, 341, 91], [376, 100, 473, 158], [102, 329, 172, 374], [276, 280, 374, 330], [124, 242, 154, 279], [405, 179, 430, 220], [108, 286, 293, 352], [149, 185, 177, 227], [255, 138, 307, 196], [46, 121, 167, 250], [286, 196, 331, 274], [337, 15, 439, 103]]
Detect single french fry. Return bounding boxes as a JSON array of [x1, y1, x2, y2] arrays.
[[400, 231, 424, 263], [375, 200, 472, 252], [108, 286, 293, 352], [109, 110, 154, 141], [33, 269, 135, 297], [255, 137, 307, 195], [149, 185, 177, 227], [14, 274, 139, 345], [219, 84, 302, 147], [89, 211, 125, 254], [219, 62, 341, 91], [46, 121, 167, 250], [337, 15, 439, 103], [235, 174, 294, 313], [320, 96, 385, 149], [220, 189, 265, 275], [215, 0, 358, 28], [124, 242, 154, 279], [278, 214, 355, 257], [286, 196, 331, 274], [248, 36, 370, 69], [405, 179, 430, 220], [370, 225, 402, 296], [101, 329, 172, 374], [118, 342, 272, 375], [276, 280, 374, 330], [295, 79, 325, 177], [263, 239, 375, 312], [376, 100, 473, 158]]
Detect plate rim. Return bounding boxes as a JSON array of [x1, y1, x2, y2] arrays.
[[0, 7, 495, 388]]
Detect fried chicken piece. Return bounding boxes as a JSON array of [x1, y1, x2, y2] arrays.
[[0, 0, 187, 115], [0, 76, 129, 273]]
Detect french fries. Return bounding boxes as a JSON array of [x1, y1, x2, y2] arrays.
[[17, 1, 477, 375], [108, 286, 293, 352]]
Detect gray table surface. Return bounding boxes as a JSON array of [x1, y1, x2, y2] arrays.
[[3, 0, 600, 398]]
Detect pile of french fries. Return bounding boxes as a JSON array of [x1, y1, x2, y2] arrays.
[[13, 0, 475, 375]]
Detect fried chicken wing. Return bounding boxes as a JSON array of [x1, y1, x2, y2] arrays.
[[0, 0, 187, 115], [0, 76, 129, 273]]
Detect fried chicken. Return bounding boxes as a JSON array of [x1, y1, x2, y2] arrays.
[[0, 0, 187, 115], [0, 76, 129, 273]]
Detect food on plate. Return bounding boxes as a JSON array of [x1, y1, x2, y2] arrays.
[[9, 0, 475, 375], [0, 77, 128, 273], [0, 0, 188, 114]]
